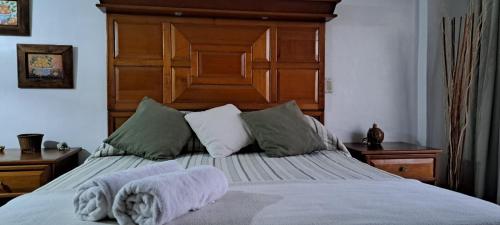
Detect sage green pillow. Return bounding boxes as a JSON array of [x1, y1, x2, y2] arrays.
[[104, 97, 191, 160], [240, 101, 326, 157]]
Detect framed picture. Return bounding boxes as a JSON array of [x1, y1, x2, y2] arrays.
[[17, 44, 74, 89], [0, 0, 29, 36]]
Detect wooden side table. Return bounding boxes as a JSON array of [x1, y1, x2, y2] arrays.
[[0, 148, 81, 204], [345, 142, 442, 184]]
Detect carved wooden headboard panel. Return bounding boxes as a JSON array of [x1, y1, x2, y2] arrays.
[[98, 0, 340, 134]]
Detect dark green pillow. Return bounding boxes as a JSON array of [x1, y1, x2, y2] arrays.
[[104, 97, 191, 160], [240, 101, 326, 157]]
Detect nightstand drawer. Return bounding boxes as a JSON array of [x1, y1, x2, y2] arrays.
[[369, 158, 434, 180], [0, 165, 51, 198], [346, 142, 441, 184]]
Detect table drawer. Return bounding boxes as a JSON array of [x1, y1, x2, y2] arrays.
[[369, 158, 434, 180], [0, 165, 50, 197]]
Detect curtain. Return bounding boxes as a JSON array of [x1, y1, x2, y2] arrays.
[[463, 0, 500, 203]]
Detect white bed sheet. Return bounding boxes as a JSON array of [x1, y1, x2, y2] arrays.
[[1, 150, 500, 225]]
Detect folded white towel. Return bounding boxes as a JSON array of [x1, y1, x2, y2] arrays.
[[74, 160, 183, 221], [113, 165, 228, 225]]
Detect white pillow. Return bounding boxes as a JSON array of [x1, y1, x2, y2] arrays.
[[184, 104, 254, 158]]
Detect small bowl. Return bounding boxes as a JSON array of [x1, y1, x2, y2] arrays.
[[17, 133, 44, 153]]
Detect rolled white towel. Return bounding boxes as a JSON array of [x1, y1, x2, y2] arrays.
[[74, 160, 184, 221], [113, 165, 228, 225]]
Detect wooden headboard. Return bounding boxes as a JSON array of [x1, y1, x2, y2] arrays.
[[97, 0, 340, 134]]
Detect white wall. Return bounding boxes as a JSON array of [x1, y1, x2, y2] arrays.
[[0, 0, 422, 154], [326, 0, 420, 143], [0, 0, 107, 154]]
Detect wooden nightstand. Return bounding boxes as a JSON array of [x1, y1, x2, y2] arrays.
[[0, 148, 80, 204], [345, 142, 442, 184]]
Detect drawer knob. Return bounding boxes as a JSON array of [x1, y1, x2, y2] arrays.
[[399, 166, 408, 173], [0, 181, 12, 193]]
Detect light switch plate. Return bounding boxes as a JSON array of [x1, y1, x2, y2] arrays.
[[325, 78, 333, 93]]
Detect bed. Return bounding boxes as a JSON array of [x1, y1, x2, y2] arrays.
[[1, 1, 500, 224], [1, 150, 500, 225]]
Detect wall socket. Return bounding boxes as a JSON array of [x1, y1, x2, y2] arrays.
[[325, 78, 333, 94]]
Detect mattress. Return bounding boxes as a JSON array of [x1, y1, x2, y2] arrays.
[[1, 150, 500, 225]]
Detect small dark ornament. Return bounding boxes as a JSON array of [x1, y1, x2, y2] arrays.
[[366, 123, 384, 148]]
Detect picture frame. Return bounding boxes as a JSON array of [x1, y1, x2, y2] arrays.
[[17, 44, 74, 89], [0, 0, 30, 36]]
